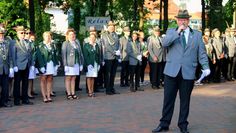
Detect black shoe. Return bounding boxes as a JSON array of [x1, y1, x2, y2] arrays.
[[1, 103, 12, 108], [106, 92, 114, 95], [152, 85, 160, 90], [31, 92, 38, 96], [180, 127, 189, 133], [50, 93, 56, 97], [22, 100, 34, 105], [14, 101, 21, 106], [137, 88, 144, 91], [28, 96, 35, 99], [94, 89, 103, 93], [120, 84, 126, 87], [152, 126, 169, 132], [125, 83, 130, 87], [112, 90, 120, 94]]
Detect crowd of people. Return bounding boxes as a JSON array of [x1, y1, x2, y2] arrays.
[[0, 19, 235, 108]]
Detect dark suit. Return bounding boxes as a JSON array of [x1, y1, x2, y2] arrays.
[[0, 39, 13, 105], [159, 27, 209, 129]]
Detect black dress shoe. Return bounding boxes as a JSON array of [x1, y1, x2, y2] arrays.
[[31, 92, 38, 96], [14, 101, 21, 106], [1, 103, 12, 108], [106, 92, 114, 95], [112, 90, 120, 94], [22, 100, 34, 105], [120, 84, 126, 87], [180, 128, 189, 133], [28, 96, 35, 99], [152, 126, 169, 132]]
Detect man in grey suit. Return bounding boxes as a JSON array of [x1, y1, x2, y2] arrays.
[[148, 26, 164, 89], [0, 27, 13, 107], [101, 21, 120, 95], [13, 26, 34, 106], [225, 28, 236, 81], [119, 26, 131, 87], [152, 10, 210, 133]]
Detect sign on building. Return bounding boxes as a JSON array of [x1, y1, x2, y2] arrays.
[[85, 17, 110, 31]]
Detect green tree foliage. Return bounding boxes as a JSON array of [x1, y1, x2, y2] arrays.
[[0, 0, 28, 38], [223, 0, 234, 28]]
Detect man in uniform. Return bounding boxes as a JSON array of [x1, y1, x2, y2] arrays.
[[100, 21, 120, 95], [119, 26, 131, 87], [0, 27, 13, 107], [13, 26, 34, 106], [152, 10, 210, 133]]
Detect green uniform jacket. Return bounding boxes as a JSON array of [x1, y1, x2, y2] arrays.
[[83, 43, 101, 72], [35, 42, 60, 71]]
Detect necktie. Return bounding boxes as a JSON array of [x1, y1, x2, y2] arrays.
[[182, 31, 186, 48]]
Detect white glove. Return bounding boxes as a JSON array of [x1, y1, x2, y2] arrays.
[[13, 66, 18, 72], [115, 50, 121, 56], [40, 67, 46, 73], [79, 65, 83, 71], [64, 66, 69, 72], [118, 59, 122, 63], [137, 55, 142, 61], [202, 69, 211, 77], [9, 68, 14, 77], [102, 61, 105, 66], [98, 65, 100, 71], [88, 65, 93, 71], [30, 66, 35, 71]]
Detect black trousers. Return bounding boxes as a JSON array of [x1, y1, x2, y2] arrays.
[[227, 57, 236, 79], [104, 59, 118, 93], [149, 62, 162, 87], [120, 61, 129, 85], [213, 59, 223, 82], [160, 71, 194, 129], [140, 56, 148, 82], [96, 64, 105, 88], [13, 67, 29, 103], [0, 73, 9, 105], [129, 64, 141, 88]]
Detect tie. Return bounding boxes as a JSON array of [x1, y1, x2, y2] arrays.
[[182, 31, 186, 48]]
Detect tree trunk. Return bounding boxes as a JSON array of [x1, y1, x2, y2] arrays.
[[109, 0, 113, 20], [98, 0, 108, 16], [138, 0, 144, 31], [202, 0, 206, 31], [29, 0, 35, 32], [163, 0, 168, 32], [73, 6, 81, 36], [133, 0, 138, 29], [159, 0, 163, 30]]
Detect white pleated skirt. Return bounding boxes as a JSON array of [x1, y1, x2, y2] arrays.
[[43, 61, 55, 75], [86, 62, 98, 77], [65, 64, 80, 76]]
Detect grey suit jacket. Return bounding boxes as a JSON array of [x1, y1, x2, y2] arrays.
[[100, 32, 119, 60], [148, 35, 163, 63], [212, 37, 224, 60], [13, 39, 33, 70], [62, 40, 84, 67], [162, 28, 209, 80], [119, 36, 130, 61], [0, 39, 14, 75], [127, 40, 142, 66], [225, 36, 236, 57]]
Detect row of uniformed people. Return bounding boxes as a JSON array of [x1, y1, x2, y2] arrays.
[[119, 25, 166, 92], [200, 27, 236, 84]]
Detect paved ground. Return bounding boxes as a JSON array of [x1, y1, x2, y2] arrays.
[[0, 73, 236, 133]]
